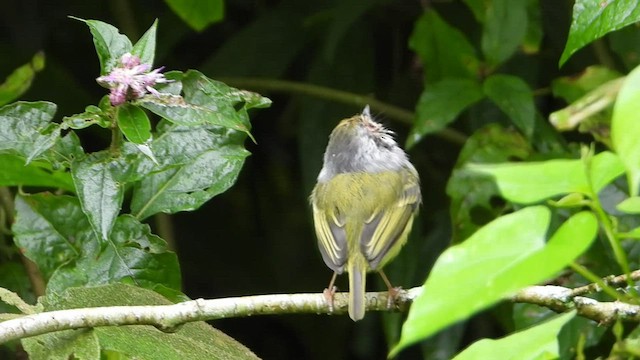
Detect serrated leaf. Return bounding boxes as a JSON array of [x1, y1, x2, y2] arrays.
[[0, 52, 45, 107], [0, 154, 74, 191], [47, 215, 181, 293], [0, 101, 60, 164], [13, 194, 180, 293], [31, 284, 258, 360], [132, 144, 250, 220], [391, 208, 597, 355], [165, 0, 224, 31], [453, 312, 575, 360], [407, 79, 483, 148], [71, 152, 125, 241], [483, 74, 535, 138], [468, 151, 625, 203], [62, 105, 112, 130], [131, 19, 157, 66], [612, 64, 640, 196], [117, 103, 152, 144], [73, 17, 133, 74], [139, 70, 269, 136], [409, 9, 479, 82], [13, 194, 88, 280], [560, 1, 640, 66], [481, 0, 528, 66]]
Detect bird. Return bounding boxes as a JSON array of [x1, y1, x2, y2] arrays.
[[310, 106, 422, 321]]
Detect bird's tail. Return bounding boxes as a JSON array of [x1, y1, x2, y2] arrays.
[[348, 260, 367, 321]]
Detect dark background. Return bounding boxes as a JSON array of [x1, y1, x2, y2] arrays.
[[0, 1, 585, 359]]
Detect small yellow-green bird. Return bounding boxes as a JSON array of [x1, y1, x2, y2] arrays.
[[310, 106, 421, 321]]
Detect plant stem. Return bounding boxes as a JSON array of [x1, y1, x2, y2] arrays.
[[570, 262, 628, 302], [110, 107, 123, 155], [220, 77, 468, 145]]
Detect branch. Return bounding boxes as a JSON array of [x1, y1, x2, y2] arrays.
[[0, 288, 422, 344], [3, 271, 640, 344], [219, 77, 469, 145]]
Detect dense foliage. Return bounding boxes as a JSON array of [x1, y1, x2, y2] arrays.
[[1, 0, 640, 359]]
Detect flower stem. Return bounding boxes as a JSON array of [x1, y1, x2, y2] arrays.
[[110, 107, 123, 155]]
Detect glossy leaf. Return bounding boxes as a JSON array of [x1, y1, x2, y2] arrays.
[[73, 18, 133, 75], [391, 207, 597, 355], [468, 151, 625, 203], [24, 284, 258, 360], [0, 101, 60, 164], [131, 19, 157, 66], [453, 311, 575, 360], [560, 0, 640, 66], [117, 103, 152, 144], [446, 124, 532, 243], [612, 64, 640, 196], [407, 79, 483, 148], [481, 0, 528, 66], [71, 152, 125, 241], [0, 52, 45, 107], [409, 9, 479, 82], [165, 0, 224, 31], [617, 196, 640, 214], [483, 74, 535, 138], [0, 154, 74, 191]]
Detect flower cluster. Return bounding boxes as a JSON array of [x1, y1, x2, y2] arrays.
[[96, 53, 170, 106]]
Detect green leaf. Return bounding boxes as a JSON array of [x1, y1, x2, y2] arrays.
[[0, 101, 60, 164], [131, 19, 157, 66], [612, 64, 640, 196], [408, 9, 479, 82], [13, 194, 87, 280], [62, 105, 111, 130], [483, 74, 535, 138], [131, 121, 250, 219], [22, 328, 100, 360], [47, 215, 181, 293], [26, 284, 258, 360], [453, 311, 576, 360], [560, 1, 640, 66], [139, 70, 270, 137], [617, 196, 640, 214], [447, 124, 532, 243], [391, 207, 597, 355], [164, 0, 224, 31], [551, 66, 622, 104], [0, 262, 38, 314], [71, 152, 125, 241], [481, 0, 528, 66], [0, 154, 74, 191], [550, 77, 622, 133], [73, 17, 133, 74], [468, 151, 625, 204], [407, 79, 483, 148], [117, 104, 152, 144], [0, 52, 45, 107], [13, 194, 181, 293]]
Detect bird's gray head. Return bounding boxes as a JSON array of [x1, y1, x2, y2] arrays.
[[317, 106, 413, 183]]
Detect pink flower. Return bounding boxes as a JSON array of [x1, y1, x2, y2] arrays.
[[96, 53, 170, 106]]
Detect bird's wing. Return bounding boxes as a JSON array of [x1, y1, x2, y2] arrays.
[[312, 198, 348, 273], [361, 177, 421, 270]]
